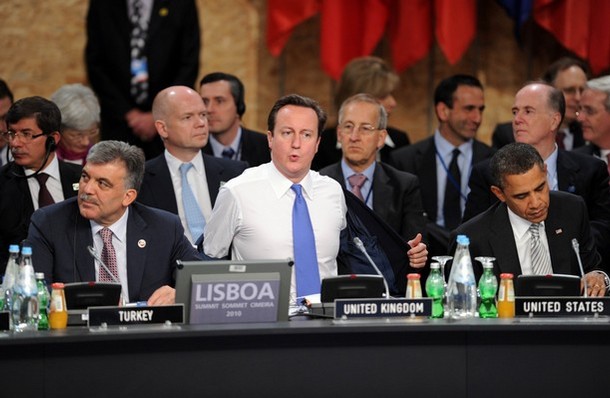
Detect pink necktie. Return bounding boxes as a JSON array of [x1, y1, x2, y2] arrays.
[[99, 228, 119, 282], [348, 174, 367, 201]]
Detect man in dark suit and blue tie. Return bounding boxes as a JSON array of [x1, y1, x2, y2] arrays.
[[28, 141, 201, 305], [138, 86, 247, 244], [452, 143, 607, 297], [390, 75, 494, 257]]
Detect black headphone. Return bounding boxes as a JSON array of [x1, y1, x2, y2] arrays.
[[45, 134, 57, 153]]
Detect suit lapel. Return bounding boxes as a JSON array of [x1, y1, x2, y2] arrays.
[[420, 138, 438, 221], [203, 154, 222, 205], [58, 161, 80, 198], [126, 205, 149, 302], [544, 197, 572, 274], [147, 157, 178, 213], [489, 204, 522, 276], [557, 151, 579, 193], [372, 165, 392, 222], [72, 204, 96, 282]]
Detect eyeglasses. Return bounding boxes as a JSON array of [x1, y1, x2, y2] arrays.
[[0, 130, 46, 143], [339, 123, 379, 136], [63, 127, 100, 141]]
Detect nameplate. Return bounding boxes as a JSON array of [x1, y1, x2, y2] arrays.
[[87, 305, 184, 327], [0, 311, 9, 331], [334, 298, 432, 319], [515, 297, 610, 317], [189, 276, 280, 324]]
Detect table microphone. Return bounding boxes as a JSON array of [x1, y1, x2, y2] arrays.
[[571, 239, 588, 298], [87, 245, 121, 285], [353, 237, 390, 299]]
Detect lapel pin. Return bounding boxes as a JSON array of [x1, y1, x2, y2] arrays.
[[159, 7, 168, 17], [72, 183, 79, 191], [138, 239, 146, 248], [555, 229, 563, 235]]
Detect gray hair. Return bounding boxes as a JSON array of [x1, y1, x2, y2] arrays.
[[490, 142, 545, 190], [338, 93, 388, 129], [51, 84, 100, 132], [86, 141, 145, 191], [586, 76, 610, 112]]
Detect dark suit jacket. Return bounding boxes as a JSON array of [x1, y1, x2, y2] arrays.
[[319, 161, 427, 242], [0, 161, 82, 272], [573, 143, 603, 157], [27, 198, 201, 302], [85, 0, 200, 158], [312, 126, 410, 171], [137, 152, 248, 214], [492, 121, 585, 150], [389, 135, 495, 225], [202, 127, 270, 167], [451, 191, 601, 280]]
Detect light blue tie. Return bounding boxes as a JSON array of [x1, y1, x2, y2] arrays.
[[180, 163, 206, 242], [291, 184, 320, 300]]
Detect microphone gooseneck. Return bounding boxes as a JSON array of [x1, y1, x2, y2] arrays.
[[87, 245, 121, 285], [571, 238, 588, 298], [353, 237, 390, 299]]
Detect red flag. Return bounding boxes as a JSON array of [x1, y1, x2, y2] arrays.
[[434, 0, 477, 64], [320, 0, 389, 80], [266, 0, 320, 56], [388, 0, 433, 72], [534, 0, 610, 74]]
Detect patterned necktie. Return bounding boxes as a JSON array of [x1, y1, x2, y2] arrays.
[[35, 172, 55, 208], [291, 184, 320, 300], [443, 148, 462, 230], [130, 0, 149, 104], [180, 163, 206, 242], [222, 147, 235, 159], [347, 173, 367, 202], [528, 223, 553, 275], [555, 130, 566, 150], [99, 227, 119, 282]]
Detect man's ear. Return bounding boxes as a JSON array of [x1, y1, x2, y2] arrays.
[[491, 185, 505, 202]]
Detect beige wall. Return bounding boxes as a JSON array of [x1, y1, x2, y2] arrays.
[[0, 0, 575, 145]]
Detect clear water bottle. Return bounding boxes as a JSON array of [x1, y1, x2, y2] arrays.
[[11, 246, 39, 332], [2, 245, 21, 318], [446, 235, 477, 319], [36, 273, 50, 330], [425, 262, 445, 319]]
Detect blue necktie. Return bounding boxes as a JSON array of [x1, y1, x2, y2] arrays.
[[222, 147, 235, 159], [291, 184, 320, 300], [180, 163, 206, 242]]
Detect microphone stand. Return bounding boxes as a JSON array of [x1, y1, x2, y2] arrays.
[[87, 245, 127, 306], [353, 237, 390, 299]]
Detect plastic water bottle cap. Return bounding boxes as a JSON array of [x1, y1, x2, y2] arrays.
[[456, 235, 470, 245], [430, 262, 440, 269], [9, 244, 20, 253], [21, 246, 33, 255]]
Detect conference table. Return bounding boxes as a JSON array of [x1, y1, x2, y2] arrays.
[[1, 315, 608, 397]]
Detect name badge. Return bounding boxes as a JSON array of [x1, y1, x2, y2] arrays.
[[189, 276, 281, 324], [88, 305, 184, 327], [0, 311, 9, 331], [334, 298, 432, 319], [515, 297, 610, 317]]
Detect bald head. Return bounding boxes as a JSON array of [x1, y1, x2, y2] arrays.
[[153, 86, 202, 121], [152, 86, 209, 161]]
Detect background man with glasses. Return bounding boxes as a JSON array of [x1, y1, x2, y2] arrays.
[[0, 96, 82, 271], [0, 79, 14, 167], [320, 93, 427, 243]]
